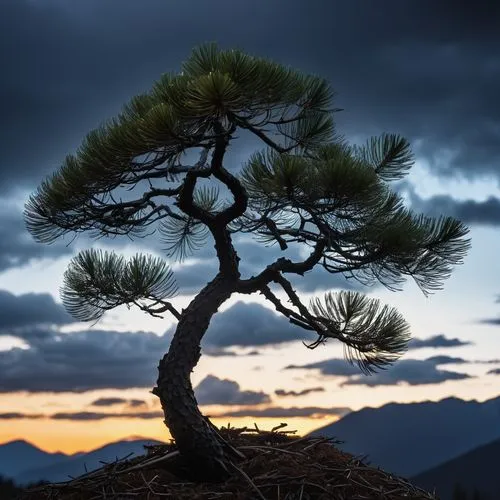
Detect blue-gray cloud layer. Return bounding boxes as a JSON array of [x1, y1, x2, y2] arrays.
[[0, 208, 73, 272], [274, 387, 325, 397], [171, 239, 373, 296], [211, 406, 351, 418], [1, 0, 499, 192], [395, 180, 500, 228], [0, 405, 352, 420], [477, 317, 500, 326], [89, 397, 147, 408], [0, 297, 321, 392], [0, 290, 76, 334], [0, 329, 168, 392], [194, 375, 270, 405], [408, 334, 472, 350], [286, 355, 472, 387], [200, 301, 317, 348], [1, 0, 498, 302], [50, 411, 162, 421], [341, 359, 472, 387]]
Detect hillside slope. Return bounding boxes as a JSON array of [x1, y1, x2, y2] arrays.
[[14, 438, 164, 485], [411, 437, 500, 500], [306, 395, 500, 477], [0, 440, 68, 479]]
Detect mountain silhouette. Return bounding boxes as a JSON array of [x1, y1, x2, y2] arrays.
[[4, 395, 500, 487], [0, 437, 164, 485], [0, 440, 68, 479], [411, 437, 500, 500], [306, 395, 500, 477]]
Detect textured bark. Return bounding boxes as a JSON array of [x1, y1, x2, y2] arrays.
[[153, 123, 249, 482], [154, 274, 237, 482]]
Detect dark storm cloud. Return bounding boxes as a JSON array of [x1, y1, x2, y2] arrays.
[[211, 406, 351, 418], [172, 238, 372, 296], [408, 334, 472, 350], [0, 290, 76, 334], [0, 411, 162, 420], [397, 181, 500, 228], [0, 298, 325, 393], [274, 387, 325, 397], [284, 359, 361, 377], [286, 356, 472, 386], [2, 0, 500, 196], [163, 300, 320, 349], [341, 359, 472, 387], [201, 301, 318, 348], [0, 0, 283, 192], [425, 355, 467, 365], [50, 411, 162, 421], [89, 397, 148, 407], [477, 317, 500, 326], [194, 375, 270, 406], [236, 240, 371, 294], [201, 347, 261, 357], [0, 206, 73, 272], [487, 368, 500, 375], [0, 329, 171, 392], [201, 348, 237, 357], [174, 257, 366, 296], [0, 412, 42, 420], [6, 404, 351, 420], [128, 399, 148, 408], [90, 397, 127, 407]]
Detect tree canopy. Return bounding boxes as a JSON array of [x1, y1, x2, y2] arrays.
[[25, 43, 471, 376], [24, 42, 472, 483]]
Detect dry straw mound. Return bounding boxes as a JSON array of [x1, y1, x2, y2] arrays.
[[20, 423, 437, 499]]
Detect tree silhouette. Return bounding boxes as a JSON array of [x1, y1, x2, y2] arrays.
[[0, 475, 49, 500], [25, 44, 471, 482]]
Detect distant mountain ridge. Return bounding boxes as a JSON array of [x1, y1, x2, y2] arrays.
[[0, 440, 69, 479], [0, 437, 164, 485], [3, 395, 500, 486], [306, 395, 500, 477]]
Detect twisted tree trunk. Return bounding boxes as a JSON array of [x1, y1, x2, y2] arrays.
[[153, 274, 239, 482]]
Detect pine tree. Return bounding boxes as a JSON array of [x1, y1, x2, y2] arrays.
[[25, 43, 471, 482]]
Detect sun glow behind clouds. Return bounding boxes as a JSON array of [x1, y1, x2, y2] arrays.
[[0, 335, 28, 351], [404, 155, 500, 201]]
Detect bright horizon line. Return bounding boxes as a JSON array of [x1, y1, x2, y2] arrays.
[[3, 392, 499, 455]]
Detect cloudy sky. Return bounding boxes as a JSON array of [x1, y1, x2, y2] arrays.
[[1, 0, 500, 454]]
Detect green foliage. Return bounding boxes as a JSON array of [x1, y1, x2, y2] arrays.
[[309, 291, 411, 373], [61, 249, 178, 322], [352, 133, 414, 182], [25, 43, 471, 374], [24, 43, 336, 244], [239, 141, 382, 211], [180, 43, 333, 113], [160, 185, 225, 260]]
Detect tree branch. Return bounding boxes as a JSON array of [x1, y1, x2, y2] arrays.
[[230, 114, 296, 154], [262, 217, 288, 250], [260, 277, 336, 351], [134, 298, 182, 320], [236, 238, 327, 294], [176, 166, 214, 224], [259, 285, 315, 331], [211, 123, 248, 225]]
